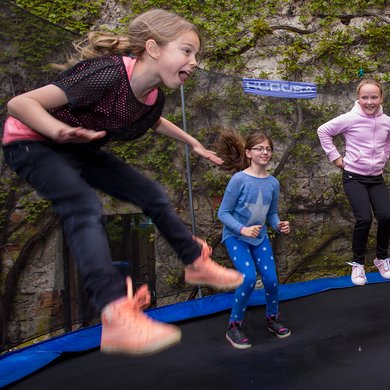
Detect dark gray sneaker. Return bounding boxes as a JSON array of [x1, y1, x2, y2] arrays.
[[266, 315, 291, 339], [226, 321, 252, 349]]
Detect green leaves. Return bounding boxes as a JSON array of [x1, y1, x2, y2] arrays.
[[10, 0, 389, 82], [14, 0, 104, 33]]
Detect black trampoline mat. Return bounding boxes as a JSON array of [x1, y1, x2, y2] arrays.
[[8, 282, 390, 390]]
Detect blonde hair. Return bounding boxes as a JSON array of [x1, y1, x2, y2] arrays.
[[357, 77, 383, 96], [215, 128, 273, 173], [56, 9, 202, 69]]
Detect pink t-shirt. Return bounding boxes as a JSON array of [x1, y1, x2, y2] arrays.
[[2, 57, 157, 145]]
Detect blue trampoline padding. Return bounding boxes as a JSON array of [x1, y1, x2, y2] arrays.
[[0, 272, 388, 388], [146, 272, 387, 322]]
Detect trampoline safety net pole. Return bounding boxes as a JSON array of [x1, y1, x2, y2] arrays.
[[180, 84, 203, 298]]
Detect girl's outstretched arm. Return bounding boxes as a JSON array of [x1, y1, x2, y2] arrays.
[[152, 117, 223, 165], [7, 85, 106, 143]]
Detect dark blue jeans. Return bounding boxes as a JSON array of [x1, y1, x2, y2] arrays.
[[343, 170, 390, 264], [3, 141, 200, 311]]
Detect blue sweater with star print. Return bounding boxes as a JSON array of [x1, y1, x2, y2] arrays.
[[218, 171, 281, 246]]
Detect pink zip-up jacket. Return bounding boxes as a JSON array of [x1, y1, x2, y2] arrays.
[[317, 101, 390, 176]]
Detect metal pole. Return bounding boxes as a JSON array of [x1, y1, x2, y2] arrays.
[[180, 85, 202, 298], [180, 85, 196, 235]]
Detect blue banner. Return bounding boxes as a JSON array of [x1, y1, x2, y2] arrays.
[[242, 78, 317, 99]]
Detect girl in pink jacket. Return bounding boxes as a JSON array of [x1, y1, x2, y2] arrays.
[[318, 78, 390, 286]]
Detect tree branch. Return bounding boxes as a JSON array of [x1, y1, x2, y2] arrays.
[[280, 228, 348, 283], [0, 214, 58, 350]]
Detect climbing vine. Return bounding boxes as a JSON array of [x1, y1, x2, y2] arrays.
[[8, 0, 390, 82], [13, 0, 104, 33], [123, 0, 389, 82]]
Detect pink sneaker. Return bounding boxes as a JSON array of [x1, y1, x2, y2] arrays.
[[185, 237, 244, 290], [101, 277, 181, 356], [347, 262, 367, 286], [374, 258, 390, 279]]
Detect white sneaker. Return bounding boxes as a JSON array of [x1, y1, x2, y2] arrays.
[[374, 258, 390, 279], [347, 262, 367, 286]]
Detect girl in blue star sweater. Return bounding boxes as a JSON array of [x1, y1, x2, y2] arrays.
[[216, 129, 291, 349]]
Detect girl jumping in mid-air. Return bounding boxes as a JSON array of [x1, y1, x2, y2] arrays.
[[216, 129, 291, 349], [2, 9, 243, 356], [318, 77, 390, 286]]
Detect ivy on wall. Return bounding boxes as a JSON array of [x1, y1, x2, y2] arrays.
[[13, 0, 104, 33], [126, 0, 390, 82], [9, 0, 390, 82]]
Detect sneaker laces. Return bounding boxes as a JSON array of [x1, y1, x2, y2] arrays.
[[266, 315, 278, 323], [266, 316, 288, 333], [117, 284, 165, 345], [347, 262, 366, 278], [228, 321, 249, 342], [229, 320, 243, 329], [379, 258, 390, 271], [191, 237, 220, 272], [104, 277, 151, 324], [193, 236, 213, 257]]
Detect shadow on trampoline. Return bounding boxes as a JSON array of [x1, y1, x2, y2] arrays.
[[7, 282, 390, 390]]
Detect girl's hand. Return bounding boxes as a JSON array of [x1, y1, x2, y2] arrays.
[[240, 225, 262, 238], [192, 144, 224, 166], [334, 157, 345, 170], [152, 118, 224, 165], [278, 221, 290, 235], [53, 126, 106, 144]]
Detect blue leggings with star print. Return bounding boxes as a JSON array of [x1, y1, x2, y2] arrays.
[[225, 235, 279, 322]]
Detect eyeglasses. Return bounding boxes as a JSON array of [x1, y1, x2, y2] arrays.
[[250, 146, 272, 153]]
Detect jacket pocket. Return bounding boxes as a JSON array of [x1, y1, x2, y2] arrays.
[[344, 149, 361, 163]]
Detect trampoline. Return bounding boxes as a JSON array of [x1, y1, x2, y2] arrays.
[[2, 273, 390, 390]]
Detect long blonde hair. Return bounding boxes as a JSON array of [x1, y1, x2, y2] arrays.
[[56, 9, 202, 69], [215, 128, 273, 173]]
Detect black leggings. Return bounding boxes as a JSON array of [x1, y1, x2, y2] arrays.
[[343, 170, 390, 264], [3, 141, 201, 311]]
